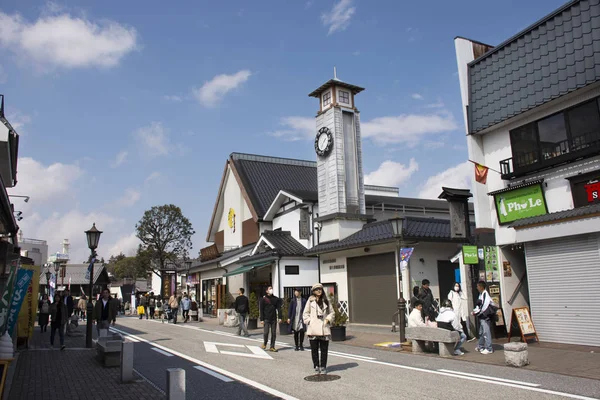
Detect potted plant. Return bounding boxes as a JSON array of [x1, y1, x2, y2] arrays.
[[248, 292, 259, 330], [329, 294, 348, 341], [278, 296, 291, 335]]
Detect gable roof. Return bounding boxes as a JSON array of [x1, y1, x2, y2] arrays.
[[260, 230, 308, 256], [39, 263, 108, 285]]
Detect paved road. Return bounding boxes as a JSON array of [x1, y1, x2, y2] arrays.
[[113, 318, 600, 400]]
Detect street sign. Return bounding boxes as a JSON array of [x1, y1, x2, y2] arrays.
[[203, 342, 272, 360]]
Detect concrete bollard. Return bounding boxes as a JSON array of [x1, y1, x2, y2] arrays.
[[120, 341, 134, 383], [166, 368, 185, 400]]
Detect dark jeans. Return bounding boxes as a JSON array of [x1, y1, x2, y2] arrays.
[[238, 313, 249, 336], [310, 338, 329, 368], [149, 307, 155, 319], [183, 309, 189, 322], [171, 308, 178, 324], [293, 329, 305, 348], [263, 320, 277, 348], [50, 322, 64, 346], [39, 314, 49, 332]]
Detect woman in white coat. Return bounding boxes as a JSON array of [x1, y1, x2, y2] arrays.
[[303, 283, 334, 375], [448, 282, 474, 340]]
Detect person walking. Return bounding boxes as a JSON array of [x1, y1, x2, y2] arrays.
[[303, 283, 334, 375], [436, 299, 467, 356], [93, 288, 117, 335], [139, 294, 148, 320], [38, 294, 50, 333], [259, 286, 281, 352], [49, 293, 67, 350], [169, 294, 180, 324], [63, 289, 74, 318], [77, 295, 87, 321], [181, 294, 191, 323], [448, 282, 475, 341], [148, 294, 156, 319], [234, 288, 250, 337], [473, 281, 494, 354], [288, 288, 307, 351]]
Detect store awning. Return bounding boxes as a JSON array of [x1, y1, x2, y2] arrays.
[[223, 261, 272, 277]]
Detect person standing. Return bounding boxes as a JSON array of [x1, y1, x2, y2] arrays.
[[148, 295, 156, 319], [417, 279, 438, 321], [49, 294, 67, 350], [93, 289, 117, 335], [139, 294, 148, 320], [38, 294, 51, 333], [303, 283, 334, 375], [473, 281, 494, 354], [63, 289, 74, 318], [234, 288, 250, 337], [288, 288, 307, 351], [169, 294, 180, 324], [77, 295, 87, 321], [259, 286, 281, 352], [448, 282, 474, 341], [181, 294, 191, 323]]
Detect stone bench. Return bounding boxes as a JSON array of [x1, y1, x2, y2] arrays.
[[96, 332, 124, 367], [504, 342, 529, 367], [406, 327, 461, 358]]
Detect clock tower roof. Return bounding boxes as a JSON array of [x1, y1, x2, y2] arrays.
[[308, 78, 365, 98]]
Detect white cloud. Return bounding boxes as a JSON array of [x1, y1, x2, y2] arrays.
[[110, 150, 128, 168], [423, 140, 445, 149], [365, 159, 419, 187], [9, 157, 83, 203], [114, 188, 141, 208], [269, 116, 314, 141], [144, 172, 161, 184], [322, 0, 356, 35], [193, 70, 252, 107], [135, 122, 170, 156], [0, 9, 138, 69], [107, 233, 140, 258], [5, 111, 31, 133], [163, 95, 182, 102], [411, 93, 424, 100], [362, 111, 457, 146], [418, 161, 472, 199]]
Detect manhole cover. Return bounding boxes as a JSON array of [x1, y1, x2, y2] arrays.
[[304, 374, 341, 382]]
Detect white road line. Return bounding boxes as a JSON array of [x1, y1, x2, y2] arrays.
[[151, 347, 174, 357], [194, 366, 234, 383], [329, 351, 375, 360], [438, 369, 540, 387], [110, 327, 299, 400]]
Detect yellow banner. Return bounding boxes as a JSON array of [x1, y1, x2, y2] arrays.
[[17, 264, 40, 340]]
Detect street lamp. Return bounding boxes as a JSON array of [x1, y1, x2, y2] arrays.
[[185, 260, 192, 293], [44, 264, 51, 297], [84, 222, 102, 349], [390, 217, 407, 343]]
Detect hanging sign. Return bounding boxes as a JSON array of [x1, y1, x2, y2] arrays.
[[399, 248, 414, 272], [494, 183, 548, 224], [462, 245, 479, 264]]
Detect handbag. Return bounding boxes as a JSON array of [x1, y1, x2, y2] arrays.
[[137, 305, 145, 315]]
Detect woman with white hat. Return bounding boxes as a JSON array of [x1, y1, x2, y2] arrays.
[[303, 283, 334, 374]]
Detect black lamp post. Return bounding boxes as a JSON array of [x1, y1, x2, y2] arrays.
[[390, 217, 407, 343], [44, 264, 51, 297], [185, 260, 192, 293], [85, 222, 102, 348]]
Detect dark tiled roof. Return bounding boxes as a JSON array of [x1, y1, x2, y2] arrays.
[[468, 0, 600, 133], [231, 154, 317, 218], [39, 264, 107, 285], [263, 230, 308, 256], [509, 203, 600, 228], [308, 78, 365, 97], [191, 244, 255, 268], [283, 190, 319, 202], [306, 217, 475, 254]]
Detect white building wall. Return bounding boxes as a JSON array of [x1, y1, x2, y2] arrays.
[[19, 240, 49, 266], [272, 209, 311, 249], [408, 242, 461, 302], [278, 258, 319, 297], [216, 166, 253, 249], [320, 256, 348, 303], [151, 272, 161, 294]]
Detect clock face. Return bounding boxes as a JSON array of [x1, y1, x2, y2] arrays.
[[314, 127, 333, 156]]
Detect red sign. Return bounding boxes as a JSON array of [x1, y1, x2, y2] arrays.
[[584, 181, 600, 203]]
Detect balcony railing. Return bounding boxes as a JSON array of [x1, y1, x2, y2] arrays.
[[500, 131, 600, 179]]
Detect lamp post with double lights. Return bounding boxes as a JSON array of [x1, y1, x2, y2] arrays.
[[390, 217, 407, 343], [84, 223, 102, 349], [44, 264, 51, 297]]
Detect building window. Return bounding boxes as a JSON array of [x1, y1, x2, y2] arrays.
[[339, 90, 350, 104], [322, 91, 331, 107], [537, 113, 568, 160], [31, 247, 41, 253], [285, 265, 299, 275], [569, 100, 600, 150]]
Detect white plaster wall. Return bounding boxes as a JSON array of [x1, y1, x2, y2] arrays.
[[272, 208, 310, 249], [216, 166, 253, 249], [201, 268, 224, 280], [408, 242, 462, 302], [498, 248, 529, 331], [278, 258, 319, 296], [320, 256, 348, 303], [365, 187, 399, 197], [151, 272, 161, 294], [227, 273, 244, 300]]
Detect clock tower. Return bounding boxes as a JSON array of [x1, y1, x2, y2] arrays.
[[309, 70, 367, 241]]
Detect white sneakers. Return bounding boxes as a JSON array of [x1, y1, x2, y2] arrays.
[[480, 349, 493, 355], [454, 350, 465, 356]]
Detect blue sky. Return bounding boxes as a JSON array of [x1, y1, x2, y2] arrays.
[[1, 0, 567, 262]]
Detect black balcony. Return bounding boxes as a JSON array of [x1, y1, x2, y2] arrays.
[[500, 131, 600, 179]]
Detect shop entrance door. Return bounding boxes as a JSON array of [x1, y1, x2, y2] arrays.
[[437, 260, 458, 302]]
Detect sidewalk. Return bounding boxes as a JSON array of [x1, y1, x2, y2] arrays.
[[193, 317, 600, 381], [5, 321, 163, 400]]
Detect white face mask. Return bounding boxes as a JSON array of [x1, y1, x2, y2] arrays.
[[454, 286, 460, 292]]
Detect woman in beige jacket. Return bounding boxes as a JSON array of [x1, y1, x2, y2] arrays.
[[303, 283, 334, 375]]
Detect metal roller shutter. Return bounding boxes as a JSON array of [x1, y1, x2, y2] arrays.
[[525, 233, 600, 346]]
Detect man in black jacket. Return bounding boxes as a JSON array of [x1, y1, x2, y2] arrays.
[[63, 289, 74, 318], [259, 286, 281, 352], [417, 279, 438, 321], [234, 288, 250, 337]]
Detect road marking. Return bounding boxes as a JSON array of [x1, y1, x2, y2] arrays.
[[110, 327, 298, 400], [329, 351, 375, 360], [151, 347, 174, 357], [204, 341, 272, 360], [438, 369, 540, 387], [194, 366, 234, 382]]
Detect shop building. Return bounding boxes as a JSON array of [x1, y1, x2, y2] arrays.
[[455, 0, 600, 346]]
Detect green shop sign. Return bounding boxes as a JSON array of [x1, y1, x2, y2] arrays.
[[462, 245, 479, 264], [494, 183, 548, 225]]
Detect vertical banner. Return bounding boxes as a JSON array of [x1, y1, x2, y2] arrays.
[[17, 264, 40, 340], [484, 246, 499, 282], [6, 269, 33, 335], [0, 260, 18, 335], [399, 248, 414, 272], [49, 273, 56, 302]]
